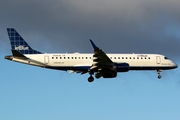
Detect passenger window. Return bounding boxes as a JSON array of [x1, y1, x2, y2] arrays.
[[52, 57, 54, 59]]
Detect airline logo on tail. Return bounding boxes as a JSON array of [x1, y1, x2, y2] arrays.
[[15, 46, 29, 50], [7, 28, 42, 54]]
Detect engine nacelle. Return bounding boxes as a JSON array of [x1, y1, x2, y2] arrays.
[[98, 63, 129, 78], [101, 70, 117, 78], [115, 63, 130, 72]]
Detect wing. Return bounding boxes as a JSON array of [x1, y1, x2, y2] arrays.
[[89, 40, 115, 72]]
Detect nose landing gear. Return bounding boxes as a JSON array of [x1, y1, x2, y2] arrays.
[[157, 70, 162, 79], [158, 75, 162, 79]]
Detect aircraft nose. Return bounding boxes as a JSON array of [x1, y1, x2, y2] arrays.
[[173, 62, 178, 68]]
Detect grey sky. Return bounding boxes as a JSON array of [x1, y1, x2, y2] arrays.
[[1, 0, 180, 59]]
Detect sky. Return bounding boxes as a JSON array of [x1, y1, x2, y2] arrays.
[[1, 0, 180, 120]]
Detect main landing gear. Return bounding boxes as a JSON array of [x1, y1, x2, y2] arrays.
[[95, 72, 101, 79], [157, 70, 162, 79], [88, 76, 94, 82], [88, 72, 102, 82], [88, 72, 94, 82]]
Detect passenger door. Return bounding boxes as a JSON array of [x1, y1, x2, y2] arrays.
[[156, 56, 161, 64], [44, 56, 49, 64]]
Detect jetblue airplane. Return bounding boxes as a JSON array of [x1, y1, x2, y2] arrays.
[[5, 28, 178, 82]]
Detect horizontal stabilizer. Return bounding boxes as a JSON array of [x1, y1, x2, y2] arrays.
[[11, 50, 28, 59]]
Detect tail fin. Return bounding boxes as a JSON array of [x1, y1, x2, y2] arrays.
[[7, 28, 42, 54]]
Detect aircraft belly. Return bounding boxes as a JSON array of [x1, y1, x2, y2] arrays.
[[12, 58, 44, 67]]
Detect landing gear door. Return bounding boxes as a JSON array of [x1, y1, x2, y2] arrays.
[[156, 56, 161, 64], [44, 56, 49, 64]]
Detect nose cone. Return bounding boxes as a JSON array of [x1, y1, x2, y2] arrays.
[[172, 62, 178, 69]]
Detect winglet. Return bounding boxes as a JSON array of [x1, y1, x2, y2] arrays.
[[89, 39, 99, 50]]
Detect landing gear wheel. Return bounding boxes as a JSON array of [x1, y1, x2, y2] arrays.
[[95, 73, 101, 79], [88, 76, 94, 82], [157, 70, 162, 79], [158, 75, 162, 79]]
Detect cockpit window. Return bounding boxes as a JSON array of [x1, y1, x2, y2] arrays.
[[164, 57, 169, 59]]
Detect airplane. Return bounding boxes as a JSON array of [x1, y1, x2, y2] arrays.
[[5, 28, 178, 82]]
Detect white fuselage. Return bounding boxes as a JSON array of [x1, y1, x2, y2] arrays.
[[11, 53, 177, 71]]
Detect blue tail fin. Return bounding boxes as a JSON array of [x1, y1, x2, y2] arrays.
[[7, 28, 42, 54]]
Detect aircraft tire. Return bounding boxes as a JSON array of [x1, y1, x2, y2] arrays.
[[88, 76, 94, 82], [95, 73, 101, 79], [158, 75, 162, 79]]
